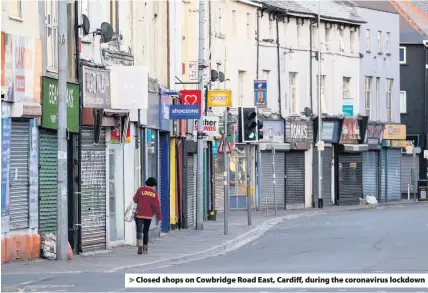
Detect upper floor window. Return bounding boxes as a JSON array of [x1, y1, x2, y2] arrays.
[[399, 47, 406, 64], [232, 10, 237, 36], [365, 29, 370, 51], [317, 75, 326, 113], [289, 72, 298, 113], [342, 77, 351, 100], [296, 19, 303, 46], [246, 13, 251, 39], [45, 0, 58, 72], [386, 32, 390, 54], [365, 77, 372, 118], [238, 71, 245, 106], [339, 29, 344, 52], [377, 31, 382, 53], [386, 78, 393, 121], [269, 20, 273, 39], [376, 77, 380, 119], [400, 91, 407, 114], [350, 30, 356, 53], [10, 0, 22, 19]]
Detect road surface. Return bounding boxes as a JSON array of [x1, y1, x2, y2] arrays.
[[2, 204, 428, 292]]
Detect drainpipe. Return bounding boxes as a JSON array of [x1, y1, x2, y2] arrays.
[[166, 0, 171, 89], [256, 8, 260, 79], [309, 19, 316, 113], [275, 15, 282, 117], [425, 46, 428, 178]]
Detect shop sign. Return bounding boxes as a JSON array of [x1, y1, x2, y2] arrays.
[[159, 88, 173, 131], [383, 124, 406, 140], [365, 123, 384, 146], [1, 33, 42, 103], [254, 80, 267, 108], [382, 139, 407, 148], [193, 116, 219, 137], [180, 90, 202, 106], [207, 90, 232, 107], [286, 120, 312, 143], [82, 66, 111, 108], [320, 121, 340, 143], [259, 120, 284, 143], [41, 76, 80, 133], [339, 118, 361, 144]]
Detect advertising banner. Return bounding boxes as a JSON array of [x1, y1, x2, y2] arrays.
[[193, 116, 220, 137], [207, 90, 232, 107], [254, 80, 267, 108]]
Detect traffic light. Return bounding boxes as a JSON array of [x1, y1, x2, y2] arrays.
[[238, 107, 259, 143], [258, 119, 263, 140]]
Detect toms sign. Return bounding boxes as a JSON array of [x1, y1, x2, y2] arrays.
[[193, 116, 219, 137], [290, 123, 308, 140]]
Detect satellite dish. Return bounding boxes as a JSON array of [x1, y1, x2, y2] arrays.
[[100, 22, 113, 43], [210, 69, 219, 82], [218, 71, 225, 82], [82, 14, 90, 36], [303, 107, 312, 117]]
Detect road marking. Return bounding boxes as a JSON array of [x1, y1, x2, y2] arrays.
[[24, 285, 75, 289]]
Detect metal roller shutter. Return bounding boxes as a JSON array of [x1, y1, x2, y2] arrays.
[[386, 149, 401, 201], [380, 149, 387, 202], [313, 147, 333, 206], [81, 127, 106, 251], [39, 130, 58, 235], [285, 151, 305, 209], [260, 151, 285, 209], [186, 155, 197, 228], [157, 138, 162, 224], [9, 119, 30, 230], [362, 151, 378, 198], [338, 153, 362, 206], [401, 154, 419, 195]]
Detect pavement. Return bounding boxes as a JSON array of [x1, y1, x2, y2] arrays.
[[2, 201, 428, 292]]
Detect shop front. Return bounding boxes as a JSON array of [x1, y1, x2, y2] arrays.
[[380, 124, 406, 202], [79, 65, 111, 252], [285, 118, 313, 209], [401, 138, 421, 199], [258, 119, 289, 210], [313, 118, 341, 207], [336, 117, 368, 206], [362, 122, 383, 200]]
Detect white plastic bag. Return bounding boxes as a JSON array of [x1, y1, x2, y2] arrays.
[[366, 195, 378, 205], [124, 202, 137, 222]]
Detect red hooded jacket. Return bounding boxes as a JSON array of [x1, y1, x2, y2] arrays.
[[133, 186, 162, 221]]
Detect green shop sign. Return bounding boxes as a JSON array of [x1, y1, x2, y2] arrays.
[[42, 76, 79, 133]]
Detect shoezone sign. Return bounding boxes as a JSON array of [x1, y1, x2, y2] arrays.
[[193, 116, 219, 137]]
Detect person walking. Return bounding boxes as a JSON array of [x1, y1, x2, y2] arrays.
[[133, 177, 162, 254]]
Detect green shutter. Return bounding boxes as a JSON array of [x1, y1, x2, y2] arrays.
[[39, 130, 58, 235]]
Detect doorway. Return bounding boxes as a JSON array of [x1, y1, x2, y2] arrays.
[[108, 143, 125, 245]]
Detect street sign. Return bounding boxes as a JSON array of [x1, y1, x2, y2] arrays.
[[254, 80, 267, 108], [180, 90, 202, 105], [218, 136, 232, 154], [169, 105, 201, 120], [342, 105, 354, 116]]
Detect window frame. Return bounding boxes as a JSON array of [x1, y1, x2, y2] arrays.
[[386, 78, 393, 121], [365, 29, 370, 52], [399, 46, 407, 64], [342, 77, 351, 100], [377, 30, 382, 53], [317, 75, 327, 113], [45, 0, 58, 72], [238, 70, 245, 106], [289, 72, 298, 114], [386, 32, 390, 54], [400, 91, 407, 114], [10, 0, 23, 20], [365, 76, 372, 118], [376, 77, 380, 119]]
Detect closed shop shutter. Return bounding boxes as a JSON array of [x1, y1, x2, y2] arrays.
[[9, 119, 30, 230], [401, 154, 419, 195], [260, 151, 285, 209], [81, 127, 106, 252], [338, 153, 362, 206], [386, 148, 401, 201], [362, 151, 379, 198], [39, 130, 58, 235], [186, 155, 197, 228], [380, 149, 387, 202], [313, 147, 333, 206], [285, 151, 305, 209]]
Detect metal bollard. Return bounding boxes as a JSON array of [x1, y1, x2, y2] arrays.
[[265, 197, 269, 217]]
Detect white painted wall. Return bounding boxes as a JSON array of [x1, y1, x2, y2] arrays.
[[1, 0, 41, 37]]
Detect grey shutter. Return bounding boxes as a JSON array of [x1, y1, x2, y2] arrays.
[[338, 153, 362, 205], [285, 151, 305, 209], [386, 148, 401, 201], [39, 130, 58, 235], [313, 147, 333, 206], [362, 151, 379, 198], [9, 119, 30, 230], [81, 127, 106, 252], [260, 151, 285, 210], [401, 154, 418, 195], [213, 156, 224, 212], [186, 155, 197, 228], [379, 149, 387, 202]]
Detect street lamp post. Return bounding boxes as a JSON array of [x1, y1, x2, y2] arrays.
[[317, 0, 323, 209]]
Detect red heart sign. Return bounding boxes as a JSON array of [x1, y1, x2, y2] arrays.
[[180, 90, 202, 105]]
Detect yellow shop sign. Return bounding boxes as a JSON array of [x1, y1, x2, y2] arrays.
[[383, 124, 406, 140], [207, 90, 232, 107]]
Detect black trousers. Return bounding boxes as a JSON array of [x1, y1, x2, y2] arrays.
[[135, 218, 152, 245]]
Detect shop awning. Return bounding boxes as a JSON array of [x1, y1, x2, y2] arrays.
[[342, 144, 369, 152]]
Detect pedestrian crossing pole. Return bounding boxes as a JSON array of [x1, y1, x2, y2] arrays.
[[57, 0, 69, 260]]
